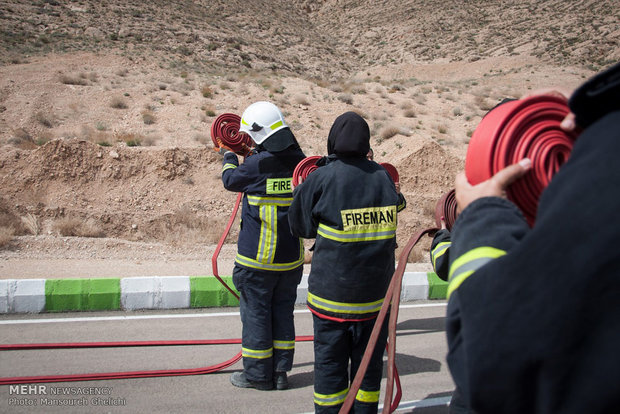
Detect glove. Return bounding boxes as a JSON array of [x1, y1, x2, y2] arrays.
[[214, 138, 233, 155]]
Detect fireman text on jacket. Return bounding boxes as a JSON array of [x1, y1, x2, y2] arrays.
[[341, 206, 396, 231]]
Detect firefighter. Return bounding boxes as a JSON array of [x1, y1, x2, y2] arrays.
[[446, 62, 620, 413], [289, 112, 406, 413], [218, 101, 306, 391]]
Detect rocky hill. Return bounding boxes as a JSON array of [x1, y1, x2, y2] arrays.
[[0, 0, 618, 261]]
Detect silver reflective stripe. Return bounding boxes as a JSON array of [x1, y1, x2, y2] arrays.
[[450, 256, 494, 282]]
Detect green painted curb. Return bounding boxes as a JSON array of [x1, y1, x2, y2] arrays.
[[45, 278, 121, 312], [190, 276, 240, 308], [427, 272, 448, 299]]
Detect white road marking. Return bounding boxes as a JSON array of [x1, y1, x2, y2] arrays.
[[0, 302, 446, 325]]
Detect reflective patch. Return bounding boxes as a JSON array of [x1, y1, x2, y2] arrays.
[[273, 339, 295, 350], [314, 388, 349, 406], [307, 292, 383, 314], [340, 206, 397, 232], [266, 178, 293, 194], [356, 388, 380, 403], [447, 246, 506, 299], [242, 346, 273, 359]]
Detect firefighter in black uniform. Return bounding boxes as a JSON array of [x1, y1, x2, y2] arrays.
[[446, 62, 620, 413], [219, 101, 306, 391], [289, 112, 406, 413]]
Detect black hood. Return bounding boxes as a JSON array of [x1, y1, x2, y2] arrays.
[[327, 112, 370, 157], [569, 61, 620, 129]]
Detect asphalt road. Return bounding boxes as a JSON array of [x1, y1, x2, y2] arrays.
[[0, 301, 454, 414]]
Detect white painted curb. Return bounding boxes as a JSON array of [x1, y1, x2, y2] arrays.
[[0, 272, 436, 314], [120, 276, 190, 310], [0, 279, 46, 313]]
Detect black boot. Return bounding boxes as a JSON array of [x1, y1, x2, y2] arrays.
[[273, 371, 288, 390], [230, 372, 273, 391]]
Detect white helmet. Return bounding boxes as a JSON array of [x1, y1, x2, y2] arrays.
[[239, 101, 288, 145]]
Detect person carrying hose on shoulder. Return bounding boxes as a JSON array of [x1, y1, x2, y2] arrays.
[[288, 112, 406, 413], [445, 62, 620, 413], [218, 101, 306, 391]]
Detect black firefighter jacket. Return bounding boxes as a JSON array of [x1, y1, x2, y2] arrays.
[[222, 146, 306, 273], [288, 155, 406, 321], [445, 62, 620, 413]]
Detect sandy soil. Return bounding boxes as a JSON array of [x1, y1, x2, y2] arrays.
[[0, 0, 616, 279]]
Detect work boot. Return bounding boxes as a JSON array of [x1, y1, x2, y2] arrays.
[[230, 372, 273, 391], [273, 371, 288, 390]]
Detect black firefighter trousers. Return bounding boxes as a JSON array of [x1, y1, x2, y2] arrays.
[[232, 265, 303, 383], [313, 314, 389, 414]]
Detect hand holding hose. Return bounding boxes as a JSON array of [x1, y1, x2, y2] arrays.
[[214, 138, 234, 155], [455, 158, 532, 213]]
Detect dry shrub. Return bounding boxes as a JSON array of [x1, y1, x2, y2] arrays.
[[194, 133, 210, 145], [403, 109, 416, 118], [161, 207, 228, 246], [110, 96, 128, 109], [8, 128, 36, 149], [34, 111, 54, 128], [0, 226, 14, 248], [60, 73, 88, 86], [474, 95, 493, 111], [337, 94, 353, 105], [53, 217, 104, 237], [201, 85, 214, 98], [142, 111, 156, 125], [21, 213, 40, 235], [116, 132, 145, 146], [294, 95, 310, 106], [380, 125, 402, 140], [351, 108, 369, 119]]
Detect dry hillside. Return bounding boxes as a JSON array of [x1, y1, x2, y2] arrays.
[[0, 0, 618, 264]]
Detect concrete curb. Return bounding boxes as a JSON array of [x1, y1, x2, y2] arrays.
[[0, 272, 447, 314]]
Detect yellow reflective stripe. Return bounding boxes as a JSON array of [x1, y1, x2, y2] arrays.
[[431, 241, 451, 270], [241, 117, 249, 126], [447, 246, 506, 299], [307, 292, 383, 315], [242, 347, 273, 359], [235, 242, 304, 272], [318, 223, 396, 242], [247, 195, 293, 207], [222, 163, 237, 172], [269, 120, 284, 130], [273, 340, 295, 350], [356, 388, 380, 403], [257, 205, 276, 263], [314, 388, 349, 406]]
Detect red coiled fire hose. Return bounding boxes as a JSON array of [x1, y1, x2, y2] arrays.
[[435, 189, 458, 231], [465, 94, 578, 225], [210, 113, 254, 156]]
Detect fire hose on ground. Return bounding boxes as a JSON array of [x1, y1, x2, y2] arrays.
[[0, 100, 576, 412]]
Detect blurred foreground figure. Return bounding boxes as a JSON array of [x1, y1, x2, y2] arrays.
[[446, 62, 620, 413]]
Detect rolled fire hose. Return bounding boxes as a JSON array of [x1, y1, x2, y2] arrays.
[[435, 189, 458, 231], [210, 113, 254, 156], [292, 155, 322, 187], [380, 162, 399, 185], [465, 94, 578, 225]]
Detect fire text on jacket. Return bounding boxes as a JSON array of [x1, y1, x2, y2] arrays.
[[266, 178, 293, 194]]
